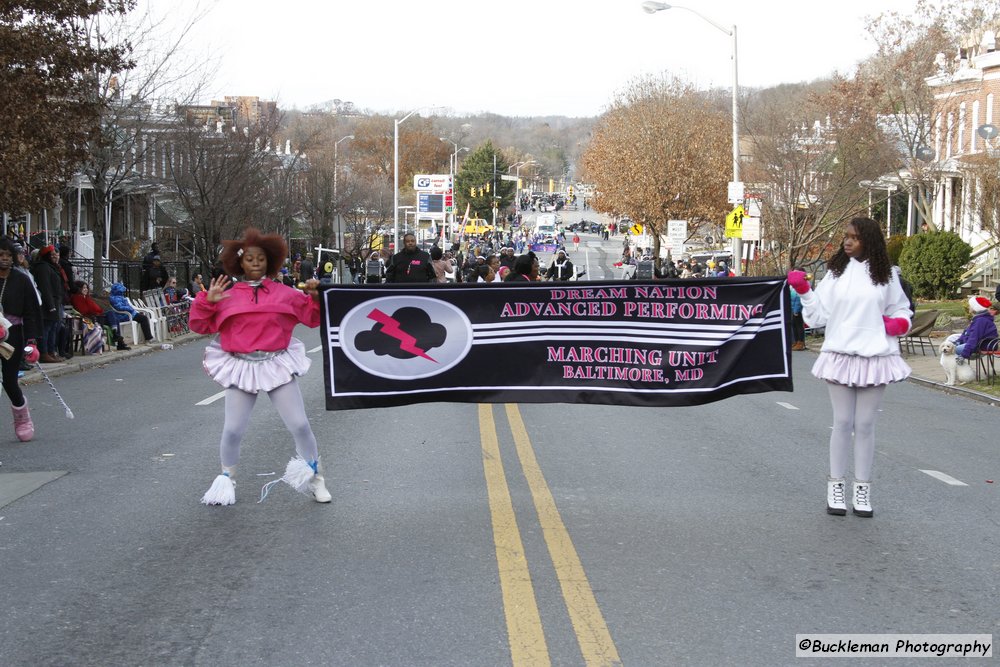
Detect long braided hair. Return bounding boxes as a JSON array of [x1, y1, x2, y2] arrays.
[[826, 217, 892, 285]]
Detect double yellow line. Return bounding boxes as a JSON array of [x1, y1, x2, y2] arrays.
[[479, 404, 622, 667]]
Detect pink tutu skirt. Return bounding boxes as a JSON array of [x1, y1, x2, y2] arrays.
[[811, 351, 911, 387], [203, 337, 311, 394]]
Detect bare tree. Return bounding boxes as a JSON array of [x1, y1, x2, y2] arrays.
[[78, 2, 214, 259], [742, 76, 898, 273], [163, 113, 285, 268]]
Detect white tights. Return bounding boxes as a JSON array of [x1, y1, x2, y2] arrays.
[[219, 380, 318, 468], [827, 382, 885, 481]]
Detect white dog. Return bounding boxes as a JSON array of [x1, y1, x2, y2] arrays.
[[940, 337, 975, 385]]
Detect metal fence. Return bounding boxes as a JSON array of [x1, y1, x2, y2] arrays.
[[69, 258, 205, 296]]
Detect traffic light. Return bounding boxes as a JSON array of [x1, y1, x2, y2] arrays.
[[470, 187, 476, 197]]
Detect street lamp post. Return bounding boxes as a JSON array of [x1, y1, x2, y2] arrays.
[[334, 134, 354, 283], [508, 161, 526, 215], [513, 160, 535, 211], [642, 2, 742, 274], [440, 138, 469, 244], [394, 109, 422, 255]]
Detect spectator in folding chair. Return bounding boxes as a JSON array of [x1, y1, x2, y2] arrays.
[[70, 281, 131, 350], [954, 296, 998, 362], [107, 282, 155, 345], [188, 273, 206, 298]]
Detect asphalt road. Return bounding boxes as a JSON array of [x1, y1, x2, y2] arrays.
[[1, 222, 997, 666]]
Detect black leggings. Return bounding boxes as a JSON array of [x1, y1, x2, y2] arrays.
[[1, 325, 26, 407]]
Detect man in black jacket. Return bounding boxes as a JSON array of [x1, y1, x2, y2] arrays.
[[385, 233, 435, 283]]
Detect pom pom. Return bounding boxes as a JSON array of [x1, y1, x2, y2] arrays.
[[787, 270, 810, 294], [883, 316, 909, 336], [201, 473, 236, 506], [258, 456, 316, 503], [24, 345, 40, 364]]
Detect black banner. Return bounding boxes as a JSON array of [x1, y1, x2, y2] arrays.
[[321, 278, 793, 410]]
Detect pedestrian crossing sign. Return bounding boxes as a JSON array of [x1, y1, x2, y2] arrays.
[[725, 205, 744, 239]]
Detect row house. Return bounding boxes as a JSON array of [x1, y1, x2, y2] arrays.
[[924, 27, 1000, 250]]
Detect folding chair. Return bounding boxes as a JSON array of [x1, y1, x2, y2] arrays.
[[901, 309, 939, 356], [108, 303, 142, 345], [973, 337, 1000, 385]]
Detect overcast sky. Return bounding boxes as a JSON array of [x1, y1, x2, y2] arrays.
[[146, 0, 922, 117]]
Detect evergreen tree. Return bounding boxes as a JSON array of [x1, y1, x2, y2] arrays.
[[455, 141, 514, 222]]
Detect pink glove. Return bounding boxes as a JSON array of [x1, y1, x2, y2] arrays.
[[787, 270, 810, 294], [23, 344, 40, 364], [883, 316, 909, 336]]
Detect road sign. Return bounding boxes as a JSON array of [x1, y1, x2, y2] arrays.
[[742, 216, 761, 242], [630, 224, 644, 236], [500, 175, 518, 182], [725, 205, 744, 239], [728, 181, 745, 205], [666, 219, 687, 254]]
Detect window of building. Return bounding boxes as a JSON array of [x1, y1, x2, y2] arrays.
[[972, 100, 980, 151], [958, 103, 966, 153]]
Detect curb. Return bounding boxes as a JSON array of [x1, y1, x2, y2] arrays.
[[906, 375, 1000, 407], [19, 333, 205, 385]]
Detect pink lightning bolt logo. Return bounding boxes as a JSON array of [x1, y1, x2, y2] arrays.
[[367, 308, 438, 362]]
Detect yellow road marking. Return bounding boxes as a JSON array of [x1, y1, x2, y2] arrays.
[[478, 404, 551, 667], [505, 404, 622, 667]]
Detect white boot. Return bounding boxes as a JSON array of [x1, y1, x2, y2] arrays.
[[309, 458, 332, 503], [201, 466, 236, 506], [826, 477, 847, 515], [853, 480, 873, 517], [258, 457, 330, 503]]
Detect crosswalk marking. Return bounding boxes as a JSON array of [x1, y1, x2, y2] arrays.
[[919, 470, 968, 486], [196, 391, 226, 406], [776, 401, 799, 410]]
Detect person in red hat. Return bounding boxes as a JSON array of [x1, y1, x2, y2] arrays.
[[954, 296, 999, 361]]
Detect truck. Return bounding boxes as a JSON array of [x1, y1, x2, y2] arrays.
[[534, 214, 557, 238]]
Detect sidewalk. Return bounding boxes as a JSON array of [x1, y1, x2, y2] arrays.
[[19, 332, 205, 386]]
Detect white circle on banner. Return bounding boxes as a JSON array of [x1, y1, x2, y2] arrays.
[[339, 296, 472, 380]]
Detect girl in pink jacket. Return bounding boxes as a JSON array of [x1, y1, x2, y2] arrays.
[[190, 228, 330, 506]]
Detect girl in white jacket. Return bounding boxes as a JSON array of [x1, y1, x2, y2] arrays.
[[788, 217, 912, 517]]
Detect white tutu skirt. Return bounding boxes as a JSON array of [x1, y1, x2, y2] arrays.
[[811, 351, 911, 387], [203, 337, 311, 394]]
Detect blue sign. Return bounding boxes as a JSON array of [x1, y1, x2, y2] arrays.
[[419, 193, 444, 214]]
